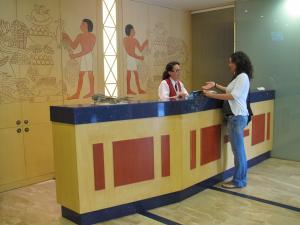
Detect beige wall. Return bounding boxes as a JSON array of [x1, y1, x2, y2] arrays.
[[0, 0, 192, 103], [60, 0, 101, 101], [0, 0, 101, 105], [121, 0, 192, 100]]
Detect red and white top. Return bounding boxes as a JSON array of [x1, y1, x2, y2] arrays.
[[158, 78, 189, 100]]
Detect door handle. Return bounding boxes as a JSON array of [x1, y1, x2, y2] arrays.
[[16, 128, 22, 133], [16, 120, 21, 125], [24, 127, 29, 132]]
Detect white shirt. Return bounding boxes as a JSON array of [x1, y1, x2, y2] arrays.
[[226, 73, 250, 116], [158, 78, 189, 100]]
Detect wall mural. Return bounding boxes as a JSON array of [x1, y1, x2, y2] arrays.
[[0, 4, 64, 104], [0, 2, 191, 103], [123, 22, 190, 97], [123, 24, 148, 95], [62, 19, 96, 100]]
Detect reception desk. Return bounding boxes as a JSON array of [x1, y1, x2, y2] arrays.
[[50, 90, 275, 225]]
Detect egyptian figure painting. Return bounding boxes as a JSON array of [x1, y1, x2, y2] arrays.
[[62, 19, 96, 100], [123, 24, 148, 95]]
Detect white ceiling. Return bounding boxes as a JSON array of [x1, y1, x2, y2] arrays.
[[133, 0, 235, 11]]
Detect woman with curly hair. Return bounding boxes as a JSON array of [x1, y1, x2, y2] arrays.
[[202, 51, 253, 189]]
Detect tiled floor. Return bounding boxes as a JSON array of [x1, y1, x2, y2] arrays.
[[0, 158, 299, 225], [216, 158, 300, 208], [150, 189, 300, 225]]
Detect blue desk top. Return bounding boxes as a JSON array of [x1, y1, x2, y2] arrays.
[[50, 90, 275, 125]]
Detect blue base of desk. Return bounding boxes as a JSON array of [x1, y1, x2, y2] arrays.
[[61, 151, 271, 225]]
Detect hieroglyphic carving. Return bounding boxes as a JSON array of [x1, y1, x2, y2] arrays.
[[64, 59, 80, 88], [0, 4, 64, 104], [27, 4, 54, 45], [0, 56, 9, 66], [136, 22, 190, 95]]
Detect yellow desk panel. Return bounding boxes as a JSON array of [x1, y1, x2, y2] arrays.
[[52, 99, 274, 214]]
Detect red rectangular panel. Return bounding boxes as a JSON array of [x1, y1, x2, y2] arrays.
[[201, 125, 221, 165], [93, 143, 105, 190], [161, 135, 170, 177], [190, 130, 196, 169], [113, 137, 154, 187], [252, 114, 266, 145], [244, 129, 250, 137], [267, 112, 271, 140]]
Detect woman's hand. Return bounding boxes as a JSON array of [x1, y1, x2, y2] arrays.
[[202, 81, 215, 90], [203, 90, 234, 100], [178, 92, 188, 98], [203, 90, 213, 98]]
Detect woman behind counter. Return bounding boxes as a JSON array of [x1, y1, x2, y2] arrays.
[[202, 51, 253, 189], [158, 61, 189, 100]]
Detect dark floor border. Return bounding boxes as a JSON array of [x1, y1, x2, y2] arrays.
[[62, 151, 271, 225], [209, 186, 300, 212], [138, 211, 182, 225]]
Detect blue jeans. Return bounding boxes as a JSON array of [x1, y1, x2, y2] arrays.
[[227, 115, 248, 187]]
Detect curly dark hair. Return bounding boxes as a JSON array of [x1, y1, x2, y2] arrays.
[[162, 61, 180, 80], [230, 51, 253, 79]]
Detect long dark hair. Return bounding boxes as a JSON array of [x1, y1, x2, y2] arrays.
[[230, 51, 253, 79], [162, 61, 180, 80]]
